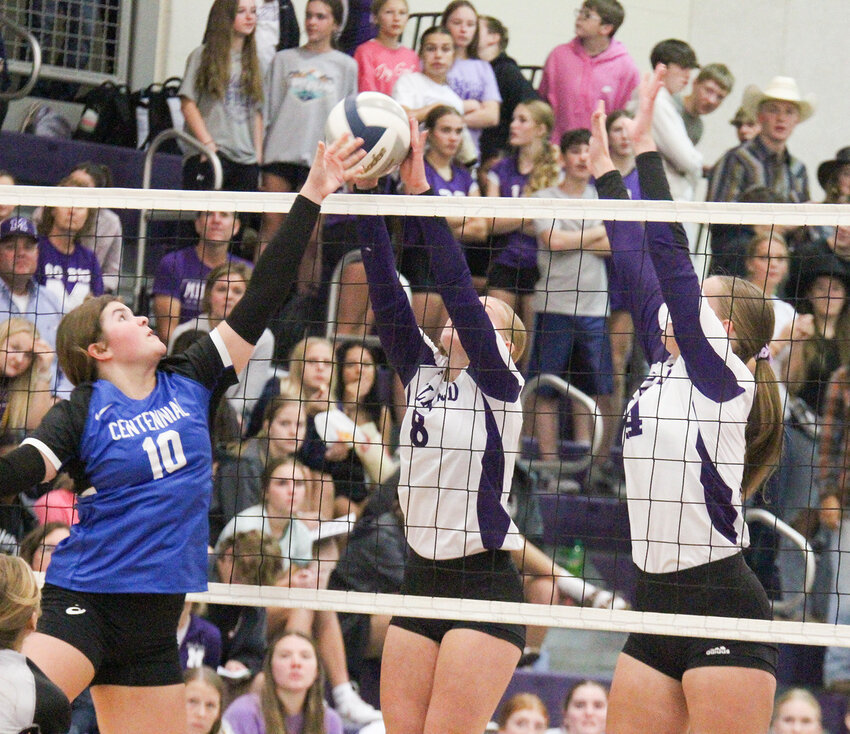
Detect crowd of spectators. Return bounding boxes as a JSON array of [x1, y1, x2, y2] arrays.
[[5, 0, 850, 731]]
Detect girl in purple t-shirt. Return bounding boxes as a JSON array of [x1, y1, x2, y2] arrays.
[[36, 175, 104, 314], [423, 105, 490, 291], [440, 0, 501, 154], [353, 0, 419, 95], [485, 100, 559, 350]]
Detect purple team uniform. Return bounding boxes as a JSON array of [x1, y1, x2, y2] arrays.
[[152, 247, 252, 325], [605, 167, 641, 313]]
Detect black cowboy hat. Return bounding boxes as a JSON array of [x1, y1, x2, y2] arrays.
[[817, 147, 850, 190]]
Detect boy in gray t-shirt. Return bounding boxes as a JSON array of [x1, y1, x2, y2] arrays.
[[528, 128, 612, 465]]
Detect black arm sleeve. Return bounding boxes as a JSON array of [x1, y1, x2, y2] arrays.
[[0, 444, 48, 499], [225, 194, 321, 345]]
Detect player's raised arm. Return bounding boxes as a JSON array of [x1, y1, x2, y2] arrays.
[[217, 136, 366, 375]]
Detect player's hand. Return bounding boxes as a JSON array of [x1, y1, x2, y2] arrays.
[[589, 100, 616, 180], [301, 134, 366, 203], [821, 494, 842, 531], [624, 64, 665, 155], [399, 117, 429, 195]]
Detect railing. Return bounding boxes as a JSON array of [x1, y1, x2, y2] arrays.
[[134, 129, 222, 310], [0, 13, 40, 99], [405, 11, 442, 50], [520, 374, 603, 480]]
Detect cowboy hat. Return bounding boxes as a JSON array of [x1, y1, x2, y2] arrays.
[[741, 76, 815, 122], [817, 147, 850, 189]]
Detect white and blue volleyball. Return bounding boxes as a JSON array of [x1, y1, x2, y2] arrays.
[[325, 92, 411, 179]]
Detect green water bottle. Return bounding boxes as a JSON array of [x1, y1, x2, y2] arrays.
[[564, 539, 586, 577]]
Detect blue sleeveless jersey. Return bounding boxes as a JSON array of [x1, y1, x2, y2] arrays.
[[24, 334, 235, 593]]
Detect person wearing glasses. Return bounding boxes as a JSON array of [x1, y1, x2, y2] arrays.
[[538, 0, 639, 140]]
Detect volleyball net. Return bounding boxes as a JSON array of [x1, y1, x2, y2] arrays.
[[6, 183, 850, 649]]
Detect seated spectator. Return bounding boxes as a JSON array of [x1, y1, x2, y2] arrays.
[[36, 176, 104, 313], [31, 473, 79, 526], [206, 532, 280, 681], [495, 693, 548, 734], [708, 186, 788, 278], [545, 680, 608, 734], [0, 217, 64, 373], [708, 76, 815, 203], [152, 209, 250, 343], [528, 128, 611, 464], [338, 0, 375, 55], [67, 162, 124, 293], [185, 665, 229, 734], [19, 521, 71, 573], [783, 254, 850, 418], [485, 100, 559, 357], [353, 0, 418, 95], [180, 0, 263, 195], [214, 393, 334, 542], [769, 688, 823, 733], [476, 15, 540, 167], [423, 105, 490, 290], [440, 1, 501, 160], [538, 0, 638, 139], [819, 147, 850, 205], [169, 261, 275, 425], [223, 631, 344, 734], [729, 105, 760, 144], [0, 317, 55, 439], [178, 601, 223, 671], [0, 555, 71, 733], [646, 39, 702, 203]]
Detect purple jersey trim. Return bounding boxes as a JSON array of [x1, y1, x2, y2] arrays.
[[695, 428, 738, 544], [477, 395, 512, 547]]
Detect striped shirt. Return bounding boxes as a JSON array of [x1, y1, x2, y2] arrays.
[[707, 135, 809, 203]]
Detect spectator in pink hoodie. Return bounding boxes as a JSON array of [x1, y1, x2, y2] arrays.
[[538, 0, 639, 141]]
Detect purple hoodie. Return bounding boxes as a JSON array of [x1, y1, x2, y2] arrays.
[[539, 37, 640, 140]]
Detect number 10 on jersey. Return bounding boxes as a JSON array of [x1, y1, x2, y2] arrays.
[[142, 429, 188, 479]]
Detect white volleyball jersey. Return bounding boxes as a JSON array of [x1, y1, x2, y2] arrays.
[[398, 332, 525, 560], [623, 301, 754, 573]]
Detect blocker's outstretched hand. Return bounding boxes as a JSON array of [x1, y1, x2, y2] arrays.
[[399, 116, 429, 195], [589, 100, 616, 180], [623, 64, 666, 156], [301, 134, 366, 204]]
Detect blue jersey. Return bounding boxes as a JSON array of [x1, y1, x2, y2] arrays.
[[24, 332, 235, 593]]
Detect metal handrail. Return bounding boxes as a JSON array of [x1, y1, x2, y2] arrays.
[[520, 374, 603, 477], [405, 12, 442, 50], [134, 129, 223, 309], [0, 15, 41, 100], [745, 507, 816, 618]]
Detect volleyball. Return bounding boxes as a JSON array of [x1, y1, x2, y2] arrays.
[[325, 92, 411, 179]]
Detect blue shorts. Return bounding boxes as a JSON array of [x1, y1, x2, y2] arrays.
[[527, 312, 613, 396]]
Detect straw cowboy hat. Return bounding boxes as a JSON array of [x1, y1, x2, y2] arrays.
[[741, 76, 815, 121], [817, 147, 850, 189]]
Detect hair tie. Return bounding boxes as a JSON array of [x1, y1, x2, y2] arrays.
[[756, 345, 771, 361]]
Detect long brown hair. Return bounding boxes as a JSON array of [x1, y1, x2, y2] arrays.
[[197, 0, 263, 104], [0, 318, 44, 435], [260, 631, 326, 734], [496, 693, 548, 730], [517, 100, 559, 196], [184, 666, 226, 734], [710, 276, 783, 497], [38, 174, 96, 238], [56, 295, 121, 386], [440, 0, 481, 58]]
